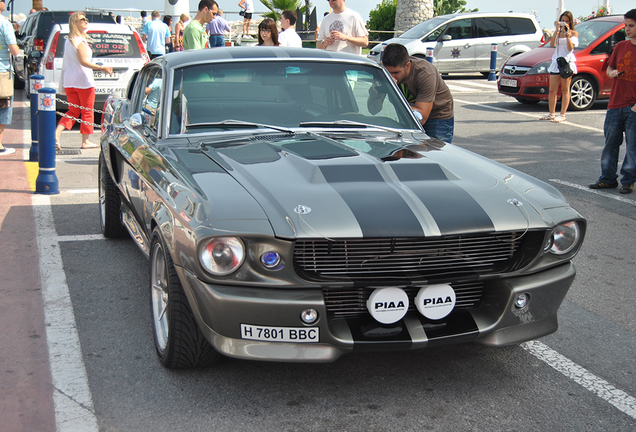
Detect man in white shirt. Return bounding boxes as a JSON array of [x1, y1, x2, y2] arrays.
[[278, 10, 303, 48], [317, 0, 368, 55]]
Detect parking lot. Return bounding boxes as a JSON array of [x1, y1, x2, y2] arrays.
[[2, 76, 636, 431]]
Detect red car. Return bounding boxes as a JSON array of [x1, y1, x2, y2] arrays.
[[498, 15, 626, 110]]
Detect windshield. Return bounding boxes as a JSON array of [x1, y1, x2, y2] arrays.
[[169, 61, 420, 135], [400, 16, 450, 39], [540, 20, 621, 50]]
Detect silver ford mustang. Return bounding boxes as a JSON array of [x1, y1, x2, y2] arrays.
[[99, 47, 586, 369]]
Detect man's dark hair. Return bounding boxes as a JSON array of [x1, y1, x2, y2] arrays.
[[625, 8, 636, 21], [381, 44, 410, 68], [282, 10, 297, 25], [198, 0, 217, 11], [140, 10, 147, 18]]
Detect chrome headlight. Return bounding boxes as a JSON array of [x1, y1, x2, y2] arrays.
[[528, 61, 551, 75], [199, 237, 245, 276], [545, 222, 581, 255]]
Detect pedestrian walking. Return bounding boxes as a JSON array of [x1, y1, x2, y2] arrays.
[[142, 11, 171, 59], [589, 9, 636, 194], [174, 14, 189, 51], [54, 12, 113, 150], [206, 9, 229, 48], [238, 0, 254, 38], [0, 0, 19, 156]]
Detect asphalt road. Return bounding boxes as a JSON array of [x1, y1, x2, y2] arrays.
[[27, 77, 636, 431]]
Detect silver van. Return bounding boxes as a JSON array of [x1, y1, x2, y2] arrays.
[[368, 12, 545, 74]]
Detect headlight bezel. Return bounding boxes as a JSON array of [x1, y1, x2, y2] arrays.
[[528, 61, 551, 75], [199, 236, 246, 276], [545, 221, 582, 255]]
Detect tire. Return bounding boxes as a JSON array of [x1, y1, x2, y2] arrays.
[[515, 98, 540, 105], [25, 73, 30, 99], [569, 75, 597, 111], [150, 227, 220, 369], [99, 153, 128, 238]]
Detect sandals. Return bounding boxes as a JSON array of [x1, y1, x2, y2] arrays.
[[540, 113, 555, 121], [552, 114, 567, 123]]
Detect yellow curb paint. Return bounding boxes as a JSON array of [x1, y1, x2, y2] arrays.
[[25, 161, 39, 192]]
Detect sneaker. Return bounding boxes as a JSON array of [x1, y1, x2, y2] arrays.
[[0, 147, 15, 156], [619, 183, 634, 194], [242, 34, 253, 39], [588, 180, 618, 189]]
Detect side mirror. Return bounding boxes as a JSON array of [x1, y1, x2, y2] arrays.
[[412, 109, 423, 123], [31, 51, 41, 59], [129, 113, 143, 128], [442, 35, 452, 42]]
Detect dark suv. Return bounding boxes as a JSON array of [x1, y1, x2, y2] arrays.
[[16, 10, 115, 91]]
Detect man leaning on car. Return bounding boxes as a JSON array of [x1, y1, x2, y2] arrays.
[[589, 8, 636, 194], [368, 43, 455, 143]]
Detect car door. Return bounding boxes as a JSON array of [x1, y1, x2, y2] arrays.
[[434, 18, 475, 73], [473, 17, 512, 72], [123, 66, 164, 227]]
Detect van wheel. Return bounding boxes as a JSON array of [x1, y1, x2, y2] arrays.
[[570, 75, 596, 111]]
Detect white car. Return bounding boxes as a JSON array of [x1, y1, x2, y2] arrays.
[[37, 23, 149, 110], [368, 12, 545, 75]]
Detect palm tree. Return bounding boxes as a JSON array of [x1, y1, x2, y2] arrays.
[[260, 0, 311, 22], [395, 0, 434, 33]]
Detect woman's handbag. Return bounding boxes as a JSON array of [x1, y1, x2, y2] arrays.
[[557, 57, 573, 79], [239, 10, 245, 16], [0, 71, 13, 99]]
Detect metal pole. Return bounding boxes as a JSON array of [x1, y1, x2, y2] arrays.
[[35, 88, 59, 195], [488, 43, 498, 81], [28, 74, 44, 162]]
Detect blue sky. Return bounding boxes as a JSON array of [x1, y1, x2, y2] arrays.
[[4, 0, 633, 28]]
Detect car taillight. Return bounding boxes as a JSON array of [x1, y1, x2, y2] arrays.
[[45, 32, 60, 70], [34, 38, 44, 51], [133, 32, 150, 63]]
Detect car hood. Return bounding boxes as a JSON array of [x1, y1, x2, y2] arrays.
[[504, 46, 555, 67], [184, 132, 572, 239]]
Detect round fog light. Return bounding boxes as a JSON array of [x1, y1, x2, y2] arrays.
[[515, 293, 529, 309], [261, 251, 282, 269], [300, 309, 318, 324]]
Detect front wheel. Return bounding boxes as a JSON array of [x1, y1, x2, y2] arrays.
[[569, 75, 597, 111], [150, 227, 220, 369], [99, 153, 128, 238]]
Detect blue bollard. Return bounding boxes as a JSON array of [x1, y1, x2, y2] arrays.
[[488, 43, 498, 81], [35, 88, 59, 195], [426, 47, 434, 64], [28, 74, 44, 162]]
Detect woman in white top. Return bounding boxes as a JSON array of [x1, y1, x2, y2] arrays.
[[55, 12, 113, 149], [540, 11, 579, 123]]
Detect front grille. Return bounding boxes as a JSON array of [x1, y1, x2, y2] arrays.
[[502, 66, 531, 76], [323, 281, 484, 318], [294, 231, 542, 283], [499, 85, 520, 94]]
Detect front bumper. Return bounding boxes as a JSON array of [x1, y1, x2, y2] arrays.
[[176, 263, 575, 362], [498, 73, 550, 100]]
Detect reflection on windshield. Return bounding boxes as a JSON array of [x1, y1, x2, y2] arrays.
[[400, 17, 448, 39], [169, 61, 420, 135]]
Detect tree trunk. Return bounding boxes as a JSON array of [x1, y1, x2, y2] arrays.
[[395, 0, 434, 33]]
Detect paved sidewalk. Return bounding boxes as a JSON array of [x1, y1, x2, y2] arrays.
[[0, 93, 56, 432]]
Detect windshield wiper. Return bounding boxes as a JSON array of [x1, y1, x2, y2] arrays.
[[298, 120, 403, 138], [186, 120, 294, 134]]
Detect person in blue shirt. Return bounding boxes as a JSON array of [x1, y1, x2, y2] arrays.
[[206, 9, 230, 48], [142, 11, 171, 59], [0, 0, 19, 156]]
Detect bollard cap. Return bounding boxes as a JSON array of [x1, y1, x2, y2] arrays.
[[30, 74, 45, 80], [37, 87, 56, 94]]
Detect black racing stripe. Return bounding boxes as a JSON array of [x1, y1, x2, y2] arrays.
[[320, 165, 424, 237], [392, 164, 494, 235]]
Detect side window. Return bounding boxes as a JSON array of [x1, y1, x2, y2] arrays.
[[142, 69, 163, 133], [475, 17, 509, 38], [443, 19, 472, 41], [507, 18, 538, 35], [591, 29, 626, 55], [424, 26, 445, 42]]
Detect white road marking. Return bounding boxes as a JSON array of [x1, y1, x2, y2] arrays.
[[523, 341, 636, 419], [549, 179, 636, 205], [32, 195, 99, 432], [67, 189, 99, 194], [58, 234, 105, 242], [454, 98, 604, 133]]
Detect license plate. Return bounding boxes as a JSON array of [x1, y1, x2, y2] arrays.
[[500, 78, 517, 87], [240, 324, 319, 343], [94, 71, 119, 80]]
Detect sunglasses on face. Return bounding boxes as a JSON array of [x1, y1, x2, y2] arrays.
[[79, 17, 88, 22]]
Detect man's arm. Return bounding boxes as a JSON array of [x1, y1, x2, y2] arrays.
[[367, 81, 386, 115], [411, 101, 433, 124]]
